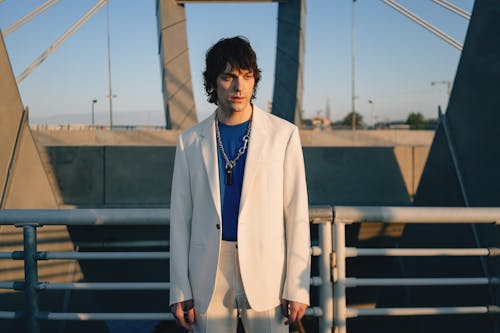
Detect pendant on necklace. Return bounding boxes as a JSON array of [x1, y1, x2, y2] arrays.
[[226, 166, 233, 186]]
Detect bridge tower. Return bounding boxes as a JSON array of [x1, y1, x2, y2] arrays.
[[156, 0, 305, 129]]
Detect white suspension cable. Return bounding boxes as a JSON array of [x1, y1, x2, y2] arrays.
[[4, 0, 62, 36], [432, 0, 471, 20], [382, 0, 463, 51], [16, 0, 109, 84]]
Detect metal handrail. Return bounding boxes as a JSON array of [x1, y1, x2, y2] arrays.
[[346, 306, 499, 318], [345, 247, 499, 257], [0, 207, 330, 333], [1, 206, 497, 333], [334, 206, 500, 224], [0, 208, 170, 225], [345, 277, 500, 287], [38, 282, 170, 290], [37, 252, 170, 260], [333, 206, 500, 333]]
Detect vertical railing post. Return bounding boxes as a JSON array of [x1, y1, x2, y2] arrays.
[[22, 224, 40, 333], [334, 221, 346, 333], [319, 219, 333, 333]]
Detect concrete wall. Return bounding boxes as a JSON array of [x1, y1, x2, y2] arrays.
[[43, 146, 176, 208], [42, 145, 428, 208]]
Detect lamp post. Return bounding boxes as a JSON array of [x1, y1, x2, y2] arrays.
[[91, 99, 98, 126], [351, 0, 357, 131], [431, 80, 451, 96], [368, 99, 375, 128], [106, 1, 114, 129], [431, 80, 451, 110]]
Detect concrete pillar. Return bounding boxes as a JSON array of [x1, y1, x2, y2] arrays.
[[157, 0, 197, 129], [272, 0, 306, 125]]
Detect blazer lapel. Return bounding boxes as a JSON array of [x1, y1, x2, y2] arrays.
[[239, 107, 269, 216], [200, 113, 222, 222]]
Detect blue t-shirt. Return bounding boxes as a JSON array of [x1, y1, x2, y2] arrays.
[[217, 120, 250, 241]]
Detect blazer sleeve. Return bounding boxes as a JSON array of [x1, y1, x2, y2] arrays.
[[169, 135, 194, 306], [282, 126, 311, 305]]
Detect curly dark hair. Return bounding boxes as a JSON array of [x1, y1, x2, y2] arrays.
[[203, 36, 261, 105]]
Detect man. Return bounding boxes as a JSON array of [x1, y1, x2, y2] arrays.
[[169, 36, 310, 333]]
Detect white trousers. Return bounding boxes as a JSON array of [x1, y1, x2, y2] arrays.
[[193, 241, 288, 333]]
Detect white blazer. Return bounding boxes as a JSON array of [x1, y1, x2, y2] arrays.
[[169, 106, 310, 313]]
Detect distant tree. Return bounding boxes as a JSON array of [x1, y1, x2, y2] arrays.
[[342, 111, 363, 128], [406, 112, 425, 126]]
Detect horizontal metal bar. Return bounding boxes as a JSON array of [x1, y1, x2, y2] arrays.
[[0, 311, 22, 319], [0, 282, 15, 290], [344, 277, 500, 287], [346, 306, 498, 318], [3, 207, 497, 226], [0, 282, 24, 290], [345, 247, 491, 257], [0, 206, 334, 226], [334, 206, 500, 224], [309, 206, 333, 224], [0, 209, 170, 226], [0, 251, 23, 259], [38, 252, 169, 260], [38, 282, 170, 290], [346, 306, 491, 318], [38, 312, 175, 321], [76, 240, 169, 248], [305, 306, 323, 317], [37, 308, 324, 321]]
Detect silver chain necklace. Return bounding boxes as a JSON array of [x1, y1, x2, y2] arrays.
[[215, 112, 252, 186]]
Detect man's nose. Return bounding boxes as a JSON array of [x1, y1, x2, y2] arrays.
[[232, 78, 241, 91]]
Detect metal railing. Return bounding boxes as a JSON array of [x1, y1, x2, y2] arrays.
[[332, 206, 500, 333], [1, 206, 499, 333], [0, 208, 327, 333]]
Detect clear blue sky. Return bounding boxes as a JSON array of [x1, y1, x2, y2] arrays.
[[0, 0, 473, 126]]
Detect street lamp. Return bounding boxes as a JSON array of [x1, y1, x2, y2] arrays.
[[351, 0, 357, 131], [106, 1, 114, 129], [431, 80, 451, 111], [91, 99, 98, 126], [431, 80, 451, 96], [368, 99, 375, 128]]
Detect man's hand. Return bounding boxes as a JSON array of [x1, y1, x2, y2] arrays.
[[281, 299, 307, 325], [170, 299, 195, 331]]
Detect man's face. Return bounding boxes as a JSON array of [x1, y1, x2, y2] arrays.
[[216, 63, 255, 114]]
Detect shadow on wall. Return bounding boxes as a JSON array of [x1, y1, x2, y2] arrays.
[[303, 147, 412, 206], [45, 146, 419, 208]]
